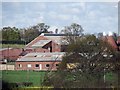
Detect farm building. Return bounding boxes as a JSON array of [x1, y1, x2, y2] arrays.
[[102, 36, 118, 49], [0, 48, 22, 63], [24, 33, 120, 53], [15, 52, 65, 71], [23, 33, 68, 54], [100, 34, 120, 51], [1, 33, 120, 71]]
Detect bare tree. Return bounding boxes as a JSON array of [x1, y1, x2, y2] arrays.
[[62, 23, 84, 44]]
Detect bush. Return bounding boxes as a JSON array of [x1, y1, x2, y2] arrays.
[[43, 70, 119, 88], [22, 82, 33, 87], [1, 40, 29, 44], [2, 80, 17, 90]]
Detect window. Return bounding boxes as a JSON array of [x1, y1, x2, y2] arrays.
[[34, 55, 37, 57], [35, 64, 39, 68], [45, 64, 50, 68], [27, 64, 31, 68], [18, 64, 22, 68], [48, 47, 50, 51], [50, 46, 52, 52], [56, 64, 59, 67]]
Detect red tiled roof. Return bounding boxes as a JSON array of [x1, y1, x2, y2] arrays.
[[106, 36, 118, 49], [101, 36, 118, 50]]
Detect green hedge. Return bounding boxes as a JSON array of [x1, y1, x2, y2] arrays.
[[0, 40, 29, 44]]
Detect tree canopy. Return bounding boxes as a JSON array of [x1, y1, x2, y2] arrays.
[[2, 27, 20, 41], [43, 35, 120, 88], [61, 23, 84, 44], [1, 23, 50, 43], [60, 35, 119, 72]]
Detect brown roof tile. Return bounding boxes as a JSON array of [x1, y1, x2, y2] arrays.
[[106, 36, 118, 49]]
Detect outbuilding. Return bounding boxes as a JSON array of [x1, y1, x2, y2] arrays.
[[15, 52, 65, 71]]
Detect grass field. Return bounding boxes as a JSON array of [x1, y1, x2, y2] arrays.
[[2, 70, 47, 86], [2, 70, 118, 88], [1, 44, 25, 48]]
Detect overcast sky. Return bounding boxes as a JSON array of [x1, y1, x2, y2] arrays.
[[1, 1, 118, 34]]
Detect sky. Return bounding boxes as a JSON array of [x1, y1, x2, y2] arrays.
[[1, 1, 118, 34]]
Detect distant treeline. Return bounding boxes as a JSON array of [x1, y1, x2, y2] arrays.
[[0, 23, 50, 44]]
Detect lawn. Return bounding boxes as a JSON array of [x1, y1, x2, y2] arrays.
[[2, 70, 47, 86], [2, 70, 118, 88]]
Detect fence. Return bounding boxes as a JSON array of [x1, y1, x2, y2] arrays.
[[0, 64, 15, 70]]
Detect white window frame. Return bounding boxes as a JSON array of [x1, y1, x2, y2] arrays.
[[18, 64, 22, 68], [56, 64, 59, 67], [35, 64, 39, 68], [27, 64, 32, 68], [45, 64, 50, 68]]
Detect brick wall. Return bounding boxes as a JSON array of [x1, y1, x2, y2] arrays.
[[25, 35, 61, 52], [42, 41, 61, 52], [15, 61, 60, 71], [52, 42, 61, 52], [0, 48, 22, 61]]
